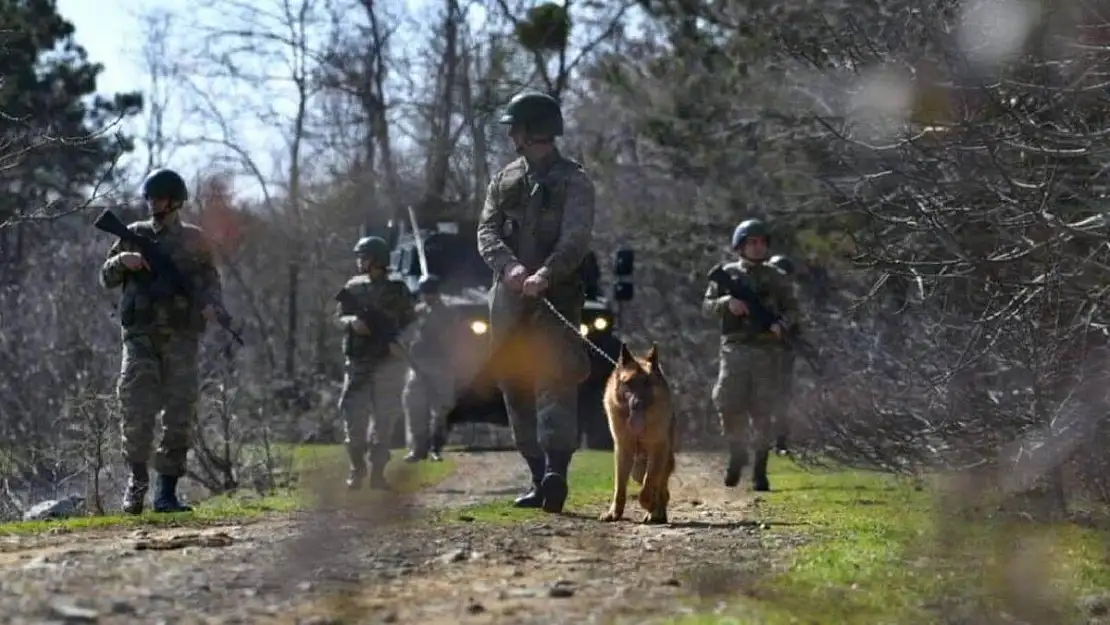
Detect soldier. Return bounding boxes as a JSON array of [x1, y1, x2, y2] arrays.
[[402, 274, 458, 463], [100, 168, 224, 514], [477, 90, 595, 514], [702, 218, 800, 492], [767, 254, 798, 456], [334, 235, 416, 490]]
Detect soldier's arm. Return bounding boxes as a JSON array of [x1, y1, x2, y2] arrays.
[[702, 280, 731, 317], [99, 238, 133, 289], [476, 175, 522, 277], [334, 294, 359, 331], [536, 167, 595, 284]]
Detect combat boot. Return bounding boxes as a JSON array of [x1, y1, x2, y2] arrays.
[[774, 434, 790, 456], [403, 442, 428, 463], [539, 451, 572, 514], [345, 445, 367, 490], [429, 431, 446, 462], [152, 474, 193, 513], [512, 455, 546, 508], [752, 448, 771, 492], [724, 444, 748, 488], [121, 463, 149, 515]]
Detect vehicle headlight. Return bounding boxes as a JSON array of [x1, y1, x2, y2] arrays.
[[470, 320, 488, 335], [592, 317, 609, 331], [579, 323, 589, 336]]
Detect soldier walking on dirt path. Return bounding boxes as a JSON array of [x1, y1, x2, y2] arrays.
[[477, 91, 595, 514], [334, 236, 416, 490], [100, 168, 224, 515], [402, 275, 459, 463], [702, 218, 800, 492]]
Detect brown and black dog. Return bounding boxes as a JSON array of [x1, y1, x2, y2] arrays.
[[599, 343, 677, 524]]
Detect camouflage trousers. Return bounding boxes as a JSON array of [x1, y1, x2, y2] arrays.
[[401, 368, 455, 452], [116, 332, 200, 477], [711, 341, 789, 453], [338, 355, 408, 466], [494, 318, 589, 458]]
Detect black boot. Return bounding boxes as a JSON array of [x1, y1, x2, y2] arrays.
[[121, 463, 149, 515], [512, 455, 546, 508], [725, 444, 748, 488], [346, 446, 367, 490], [152, 474, 193, 513], [774, 434, 790, 456], [429, 430, 446, 462], [540, 451, 572, 514], [752, 449, 771, 492], [368, 449, 391, 491]]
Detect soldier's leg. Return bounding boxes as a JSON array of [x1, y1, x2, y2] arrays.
[[533, 324, 590, 514], [116, 336, 164, 515], [401, 370, 430, 462], [427, 379, 454, 461], [501, 379, 546, 508], [712, 343, 755, 488], [151, 335, 200, 512], [367, 355, 409, 489], [338, 363, 373, 489], [750, 348, 787, 492]]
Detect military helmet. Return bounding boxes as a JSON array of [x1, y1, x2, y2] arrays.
[[731, 218, 771, 249], [498, 91, 564, 137], [417, 274, 441, 295], [141, 168, 189, 203], [768, 254, 796, 276], [353, 236, 390, 265]]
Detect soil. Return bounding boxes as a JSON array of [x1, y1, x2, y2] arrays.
[[0, 451, 801, 624]]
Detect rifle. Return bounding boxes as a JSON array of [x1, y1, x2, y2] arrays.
[[94, 208, 244, 346], [706, 264, 823, 374]]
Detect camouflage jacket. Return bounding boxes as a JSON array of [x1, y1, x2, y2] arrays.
[[334, 273, 416, 361], [702, 258, 800, 345], [99, 217, 222, 338], [477, 150, 596, 295]]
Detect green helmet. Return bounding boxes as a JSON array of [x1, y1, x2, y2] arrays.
[[141, 168, 189, 203], [731, 218, 770, 249], [768, 254, 796, 276], [353, 236, 390, 266], [498, 91, 564, 137]]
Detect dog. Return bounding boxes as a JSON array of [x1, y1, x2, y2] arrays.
[[599, 343, 677, 524]]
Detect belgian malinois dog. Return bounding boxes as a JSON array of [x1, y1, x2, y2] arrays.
[[599, 343, 677, 524]]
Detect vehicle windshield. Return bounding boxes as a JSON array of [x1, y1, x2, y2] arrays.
[[424, 232, 491, 290]]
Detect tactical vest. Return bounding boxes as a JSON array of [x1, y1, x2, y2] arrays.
[[719, 262, 783, 342], [118, 221, 203, 333]]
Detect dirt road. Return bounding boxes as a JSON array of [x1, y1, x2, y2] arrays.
[[0, 452, 795, 624]]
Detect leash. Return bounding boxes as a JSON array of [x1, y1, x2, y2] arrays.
[[539, 297, 619, 367]]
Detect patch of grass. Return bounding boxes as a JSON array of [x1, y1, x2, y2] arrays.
[[674, 457, 1110, 625], [0, 445, 456, 536], [442, 450, 615, 523]]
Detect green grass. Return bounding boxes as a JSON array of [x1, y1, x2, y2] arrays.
[[671, 459, 1110, 625], [0, 445, 456, 536]]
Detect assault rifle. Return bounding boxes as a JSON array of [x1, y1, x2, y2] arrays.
[[334, 288, 402, 355], [94, 208, 244, 346], [706, 264, 823, 374]]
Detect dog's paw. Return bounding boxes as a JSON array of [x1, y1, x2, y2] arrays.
[[599, 508, 622, 522]]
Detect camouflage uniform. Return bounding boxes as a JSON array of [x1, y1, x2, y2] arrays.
[[478, 92, 595, 514], [100, 168, 223, 515], [334, 263, 416, 490], [402, 296, 461, 461], [703, 228, 799, 491]]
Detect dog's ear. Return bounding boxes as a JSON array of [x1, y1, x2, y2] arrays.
[[618, 342, 634, 368], [645, 343, 659, 371]]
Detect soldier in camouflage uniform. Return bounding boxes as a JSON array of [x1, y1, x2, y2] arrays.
[[702, 218, 800, 492], [402, 274, 459, 463], [100, 168, 224, 515], [477, 91, 595, 514], [767, 254, 798, 456], [334, 236, 416, 490]]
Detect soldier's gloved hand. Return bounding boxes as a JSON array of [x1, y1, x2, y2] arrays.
[[727, 297, 748, 317], [351, 318, 371, 335], [118, 252, 149, 272], [503, 263, 528, 292], [522, 272, 549, 298]]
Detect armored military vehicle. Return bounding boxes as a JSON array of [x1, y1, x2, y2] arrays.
[[381, 214, 634, 450]]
